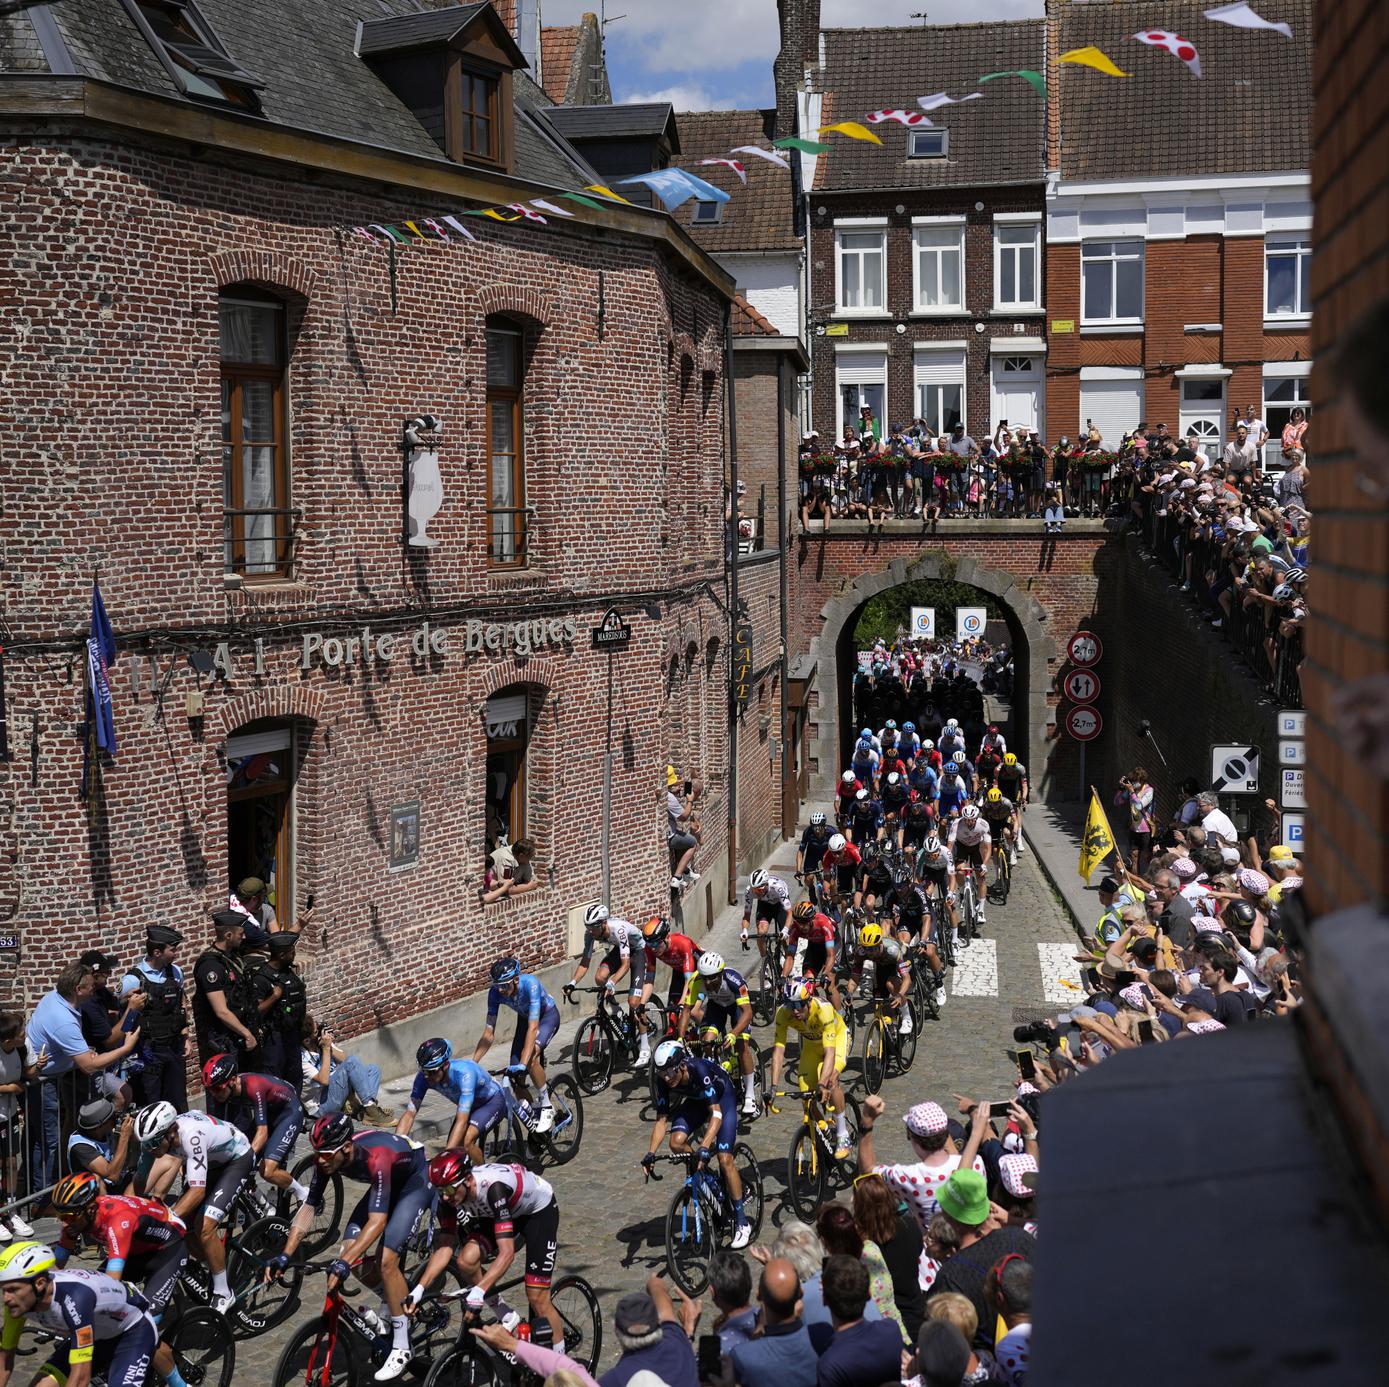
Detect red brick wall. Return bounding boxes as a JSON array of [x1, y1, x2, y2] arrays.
[[0, 133, 730, 1026]]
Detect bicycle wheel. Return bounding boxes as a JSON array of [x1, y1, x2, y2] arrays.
[[551, 1274, 603, 1374], [411, 1263, 466, 1367], [961, 883, 978, 942], [732, 1141, 765, 1242], [786, 1125, 827, 1222], [894, 1000, 919, 1073], [423, 1343, 504, 1387], [832, 1093, 864, 1188], [998, 851, 1012, 905], [228, 1216, 301, 1338], [280, 1155, 342, 1258], [539, 1074, 584, 1166], [862, 1018, 887, 1095], [484, 1115, 519, 1163], [665, 1185, 715, 1296], [167, 1306, 236, 1387], [271, 1315, 360, 1387], [638, 997, 670, 1050], [750, 972, 776, 1028], [571, 1016, 614, 1094]]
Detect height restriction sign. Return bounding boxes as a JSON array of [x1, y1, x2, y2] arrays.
[[1067, 631, 1102, 667]]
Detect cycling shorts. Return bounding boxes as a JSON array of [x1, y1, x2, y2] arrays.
[[897, 910, 926, 941], [125, 1240, 188, 1314], [798, 939, 831, 977], [921, 865, 950, 896], [264, 1103, 303, 1168], [512, 1201, 560, 1288], [753, 899, 788, 925], [795, 1041, 847, 1092], [670, 1094, 738, 1154], [45, 1314, 157, 1387], [466, 1088, 508, 1138], [955, 841, 985, 870], [203, 1152, 254, 1225], [509, 1003, 560, 1063], [701, 1000, 745, 1037], [601, 946, 649, 994], [902, 822, 931, 846], [345, 1173, 436, 1255]]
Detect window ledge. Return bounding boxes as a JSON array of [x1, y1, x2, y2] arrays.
[[832, 309, 892, 320], [1264, 317, 1311, 331], [908, 308, 970, 318], [225, 577, 312, 604], [989, 307, 1045, 317], [1079, 323, 1144, 335]]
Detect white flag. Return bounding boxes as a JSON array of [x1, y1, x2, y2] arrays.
[[528, 199, 576, 217], [730, 144, 790, 169], [441, 215, 477, 242], [1203, 3, 1293, 38], [698, 157, 748, 184], [918, 91, 985, 112]]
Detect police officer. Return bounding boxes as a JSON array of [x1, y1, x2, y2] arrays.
[[193, 911, 260, 1080], [119, 926, 188, 1110], [252, 933, 308, 1094]]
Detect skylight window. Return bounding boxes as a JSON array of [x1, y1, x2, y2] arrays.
[[124, 0, 263, 108]]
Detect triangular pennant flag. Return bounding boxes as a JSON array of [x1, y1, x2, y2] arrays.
[[420, 218, 451, 240], [918, 91, 984, 112], [731, 144, 791, 169], [1133, 29, 1202, 77], [818, 121, 883, 144], [441, 215, 477, 241], [866, 109, 932, 126], [698, 157, 748, 184], [482, 208, 524, 222], [977, 70, 1047, 98], [586, 184, 632, 204], [559, 191, 607, 210], [402, 221, 433, 241], [369, 223, 408, 243], [352, 226, 380, 242], [1204, 2, 1293, 38], [617, 167, 731, 211], [529, 198, 575, 217], [772, 135, 831, 154], [1059, 46, 1130, 77], [508, 203, 548, 224]]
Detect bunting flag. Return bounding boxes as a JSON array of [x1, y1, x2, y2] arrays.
[[559, 191, 608, 210], [1203, 2, 1293, 38], [1059, 46, 1131, 76], [818, 121, 883, 145], [772, 135, 831, 154], [439, 215, 477, 240], [507, 203, 548, 223], [528, 199, 575, 217], [698, 157, 748, 184], [368, 223, 408, 242], [1133, 29, 1203, 76], [617, 166, 732, 211], [731, 144, 791, 168], [978, 69, 1047, 98], [918, 91, 984, 112], [867, 109, 932, 126], [586, 183, 632, 204], [482, 207, 524, 222]]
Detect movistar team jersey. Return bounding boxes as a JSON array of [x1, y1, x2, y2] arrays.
[[407, 1058, 500, 1116], [654, 1055, 734, 1116], [487, 973, 555, 1026]]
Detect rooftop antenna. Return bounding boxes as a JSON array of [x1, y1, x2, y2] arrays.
[[595, 1, 624, 104], [910, 10, 930, 23]]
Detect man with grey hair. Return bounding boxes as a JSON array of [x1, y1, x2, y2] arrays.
[[599, 1271, 698, 1387], [757, 1217, 885, 1336], [1150, 869, 1195, 948], [1197, 791, 1238, 849]]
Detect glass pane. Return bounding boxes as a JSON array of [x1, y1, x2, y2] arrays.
[[240, 378, 275, 442], [220, 378, 233, 443], [1018, 246, 1035, 303], [938, 385, 963, 433], [490, 398, 515, 460], [842, 254, 861, 306], [1115, 257, 1143, 319], [219, 302, 280, 365], [1183, 380, 1223, 403], [941, 248, 961, 306], [1297, 251, 1310, 313], [1084, 241, 1115, 260], [1082, 261, 1111, 319], [1267, 255, 1296, 314], [842, 231, 881, 251], [1000, 249, 1016, 304], [487, 329, 519, 387], [1000, 224, 1034, 246], [862, 249, 883, 308], [919, 250, 939, 305], [1266, 377, 1305, 404]]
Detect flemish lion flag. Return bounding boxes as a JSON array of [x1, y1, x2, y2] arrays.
[[1078, 789, 1116, 881]]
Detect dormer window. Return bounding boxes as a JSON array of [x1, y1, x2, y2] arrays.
[[122, 0, 263, 108], [459, 66, 500, 163]]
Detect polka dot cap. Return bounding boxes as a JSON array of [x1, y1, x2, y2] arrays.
[[998, 1153, 1038, 1198]]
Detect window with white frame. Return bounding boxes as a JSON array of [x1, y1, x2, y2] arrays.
[[913, 224, 964, 311], [1263, 373, 1312, 472], [836, 228, 886, 313], [836, 351, 888, 439], [995, 222, 1040, 310], [1265, 236, 1311, 319], [914, 350, 966, 436], [1081, 240, 1143, 324]]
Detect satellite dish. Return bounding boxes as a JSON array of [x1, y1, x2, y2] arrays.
[[189, 650, 215, 674]]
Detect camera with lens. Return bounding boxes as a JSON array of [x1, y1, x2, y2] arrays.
[[1013, 1020, 1054, 1046]]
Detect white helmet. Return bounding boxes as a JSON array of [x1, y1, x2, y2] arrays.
[[135, 1102, 178, 1147], [946, 719, 959, 731], [750, 869, 769, 890], [828, 833, 846, 853], [652, 1039, 687, 1074], [925, 833, 942, 852], [923, 739, 935, 751], [962, 803, 980, 822], [841, 771, 856, 786], [583, 903, 610, 928], [810, 811, 827, 827], [886, 771, 900, 785], [697, 950, 725, 978]]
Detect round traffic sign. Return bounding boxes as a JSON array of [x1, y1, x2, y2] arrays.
[[1067, 631, 1103, 667], [1064, 704, 1102, 741], [1063, 669, 1101, 704]]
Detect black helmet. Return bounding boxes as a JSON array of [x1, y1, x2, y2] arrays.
[[1226, 900, 1257, 928], [416, 1037, 452, 1070], [490, 956, 521, 985]]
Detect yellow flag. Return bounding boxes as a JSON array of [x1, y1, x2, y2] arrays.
[[1059, 46, 1130, 77], [818, 120, 883, 145], [586, 183, 632, 204], [481, 208, 523, 222], [1078, 789, 1117, 880]]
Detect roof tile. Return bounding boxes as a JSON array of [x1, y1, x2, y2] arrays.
[[732, 294, 780, 337], [540, 24, 579, 103]]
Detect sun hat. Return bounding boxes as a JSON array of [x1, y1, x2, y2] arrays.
[[998, 1153, 1038, 1199], [937, 1168, 990, 1226], [1238, 868, 1270, 895]]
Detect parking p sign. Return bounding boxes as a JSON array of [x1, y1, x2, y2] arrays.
[[910, 606, 936, 639], [957, 607, 987, 642]]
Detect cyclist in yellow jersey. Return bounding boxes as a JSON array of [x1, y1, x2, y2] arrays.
[[768, 978, 852, 1159]]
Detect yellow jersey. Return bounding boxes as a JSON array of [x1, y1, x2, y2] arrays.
[[774, 998, 848, 1053]]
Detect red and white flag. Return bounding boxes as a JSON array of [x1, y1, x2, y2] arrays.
[[730, 144, 790, 169], [1133, 29, 1202, 76], [866, 109, 932, 126], [698, 157, 748, 184], [508, 202, 548, 223]]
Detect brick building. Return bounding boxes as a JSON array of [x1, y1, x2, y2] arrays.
[[0, 0, 734, 1033], [1045, 0, 1313, 465], [800, 19, 1048, 443]]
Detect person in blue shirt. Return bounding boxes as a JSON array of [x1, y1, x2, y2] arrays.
[[796, 813, 832, 878], [395, 1040, 503, 1161], [937, 767, 969, 821], [473, 957, 560, 1135]]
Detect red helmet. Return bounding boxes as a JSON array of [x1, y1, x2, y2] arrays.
[[310, 1113, 354, 1154], [201, 1053, 237, 1091], [428, 1149, 473, 1189], [908, 789, 921, 803]]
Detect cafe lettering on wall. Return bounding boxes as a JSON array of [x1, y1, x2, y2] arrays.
[[732, 622, 753, 709]]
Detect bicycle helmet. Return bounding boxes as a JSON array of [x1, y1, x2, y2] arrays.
[[792, 900, 816, 923], [885, 719, 897, 731], [201, 1053, 237, 1092], [986, 787, 1003, 804], [886, 771, 900, 786], [903, 722, 915, 733], [946, 719, 959, 731], [416, 1037, 452, 1071], [925, 833, 942, 852], [952, 752, 966, 766], [923, 739, 935, 751], [490, 956, 521, 986], [782, 977, 814, 1007], [134, 1102, 178, 1148], [750, 869, 769, 890], [858, 733, 872, 747], [894, 867, 913, 887], [859, 923, 884, 949], [860, 728, 872, 741], [855, 789, 869, 802], [1272, 583, 1294, 601], [841, 771, 856, 786], [1003, 753, 1018, 767], [583, 903, 610, 928], [310, 1112, 355, 1154], [962, 803, 981, 822], [1226, 900, 1258, 928], [988, 724, 999, 734], [644, 916, 671, 948], [908, 789, 920, 804], [828, 833, 847, 853], [427, 1149, 473, 1189], [697, 950, 725, 979], [0, 1243, 57, 1283], [50, 1172, 102, 1217], [810, 811, 827, 828], [652, 1040, 688, 1074]]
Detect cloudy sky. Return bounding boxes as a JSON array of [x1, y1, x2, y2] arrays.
[[541, 0, 1044, 110]]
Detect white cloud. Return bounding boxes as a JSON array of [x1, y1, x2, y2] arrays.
[[623, 82, 728, 111]]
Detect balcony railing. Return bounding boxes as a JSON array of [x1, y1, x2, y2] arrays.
[[487, 505, 533, 569], [224, 506, 301, 579]]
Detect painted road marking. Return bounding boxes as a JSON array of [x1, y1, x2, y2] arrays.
[[950, 938, 999, 997], [1037, 941, 1087, 1006]]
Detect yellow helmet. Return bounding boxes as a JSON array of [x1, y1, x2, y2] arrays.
[[859, 922, 883, 948], [986, 787, 1002, 804], [1003, 752, 1018, 766], [0, 1242, 57, 1282]]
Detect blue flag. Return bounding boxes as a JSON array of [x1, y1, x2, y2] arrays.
[[87, 579, 117, 755], [616, 167, 732, 212]]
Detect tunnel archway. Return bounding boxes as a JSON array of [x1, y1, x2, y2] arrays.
[[810, 552, 1054, 802]]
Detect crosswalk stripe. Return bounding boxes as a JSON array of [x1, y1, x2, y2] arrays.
[[1037, 941, 1087, 1006], [949, 937, 999, 997]]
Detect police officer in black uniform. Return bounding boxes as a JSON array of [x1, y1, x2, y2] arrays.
[[120, 926, 189, 1111], [251, 932, 308, 1094], [192, 911, 260, 1083]]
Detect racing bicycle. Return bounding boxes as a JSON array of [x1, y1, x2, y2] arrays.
[[567, 985, 667, 1094], [483, 1067, 584, 1169], [648, 1147, 765, 1297], [769, 1087, 862, 1222]]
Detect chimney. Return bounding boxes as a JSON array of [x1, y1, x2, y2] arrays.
[[774, 0, 821, 138], [513, 0, 540, 77]]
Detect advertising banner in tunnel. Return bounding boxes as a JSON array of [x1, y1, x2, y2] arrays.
[[910, 607, 936, 639], [956, 607, 987, 642]]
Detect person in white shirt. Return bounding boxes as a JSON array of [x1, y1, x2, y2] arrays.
[[1238, 405, 1268, 448], [1196, 791, 1239, 847]]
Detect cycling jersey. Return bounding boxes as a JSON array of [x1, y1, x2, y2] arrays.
[[787, 912, 836, 948], [949, 818, 992, 848], [853, 939, 909, 981], [163, 1111, 251, 1187], [822, 841, 862, 872], [407, 1058, 501, 1117], [453, 1162, 555, 1224], [799, 826, 832, 871], [743, 876, 791, 915], [917, 842, 954, 873], [938, 777, 968, 816], [981, 797, 1015, 830], [880, 783, 909, 815], [996, 764, 1028, 796], [1, 1267, 151, 1357], [653, 1054, 734, 1117], [850, 749, 879, 780], [847, 801, 884, 835], [773, 998, 848, 1052], [978, 734, 1007, 758], [894, 886, 928, 921], [312, 1131, 427, 1220], [682, 968, 751, 1013], [239, 1071, 300, 1129], [486, 972, 556, 1027], [647, 932, 697, 976], [579, 917, 644, 962], [58, 1196, 186, 1267]]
